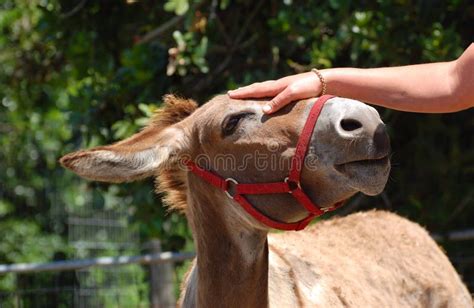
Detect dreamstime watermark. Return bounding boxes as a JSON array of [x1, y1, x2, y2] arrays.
[[163, 150, 320, 173]]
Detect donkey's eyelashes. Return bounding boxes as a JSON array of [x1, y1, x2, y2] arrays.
[[221, 112, 254, 137]]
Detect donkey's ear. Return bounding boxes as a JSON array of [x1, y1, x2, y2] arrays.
[[60, 126, 188, 183]]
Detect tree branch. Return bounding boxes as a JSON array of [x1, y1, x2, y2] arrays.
[[136, 2, 206, 45], [446, 193, 473, 225], [192, 0, 266, 91], [60, 0, 87, 19], [136, 14, 185, 45]]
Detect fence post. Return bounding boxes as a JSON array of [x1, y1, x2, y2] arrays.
[[146, 240, 176, 308]]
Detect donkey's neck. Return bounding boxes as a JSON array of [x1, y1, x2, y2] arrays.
[[186, 181, 269, 307]]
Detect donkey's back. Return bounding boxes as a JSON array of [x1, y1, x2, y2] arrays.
[[268, 210, 471, 307]]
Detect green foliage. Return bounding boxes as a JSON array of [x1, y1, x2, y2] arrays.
[[168, 30, 209, 75], [164, 0, 190, 16], [0, 0, 473, 304]]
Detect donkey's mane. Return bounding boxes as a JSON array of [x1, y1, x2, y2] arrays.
[[154, 94, 198, 212], [152, 94, 198, 129]]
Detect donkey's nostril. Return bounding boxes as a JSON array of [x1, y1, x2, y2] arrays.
[[340, 118, 363, 131]]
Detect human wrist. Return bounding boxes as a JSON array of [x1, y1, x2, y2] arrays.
[[311, 68, 327, 96], [319, 68, 345, 97]]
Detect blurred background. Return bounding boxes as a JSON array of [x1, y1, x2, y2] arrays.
[[0, 0, 473, 307]]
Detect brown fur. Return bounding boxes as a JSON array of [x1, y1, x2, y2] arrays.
[[151, 94, 198, 129], [153, 95, 197, 212], [60, 95, 472, 307]]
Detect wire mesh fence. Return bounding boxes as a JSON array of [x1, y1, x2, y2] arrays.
[[0, 183, 194, 308], [0, 250, 194, 308]]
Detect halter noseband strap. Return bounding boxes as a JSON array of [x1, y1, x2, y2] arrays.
[[185, 95, 344, 231]]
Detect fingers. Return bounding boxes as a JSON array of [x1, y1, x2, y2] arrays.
[[228, 80, 285, 99], [262, 75, 321, 113], [228, 72, 320, 114], [263, 85, 299, 113]]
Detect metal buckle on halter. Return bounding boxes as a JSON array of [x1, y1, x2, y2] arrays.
[[224, 178, 239, 199], [284, 177, 301, 193]]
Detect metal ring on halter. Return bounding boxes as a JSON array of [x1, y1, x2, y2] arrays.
[[224, 178, 239, 199], [284, 177, 301, 193]]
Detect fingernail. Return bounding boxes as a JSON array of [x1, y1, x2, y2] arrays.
[[263, 105, 272, 113]]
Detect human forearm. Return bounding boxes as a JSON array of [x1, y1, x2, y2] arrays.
[[229, 44, 474, 113], [322, 62, 463, 113]]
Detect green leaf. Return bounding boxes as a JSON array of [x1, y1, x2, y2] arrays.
[[164, 0, 189, 16], [0, 200, 13, 217]]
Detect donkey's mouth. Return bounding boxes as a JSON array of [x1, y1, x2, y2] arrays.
[[334, 155, 390, 174]]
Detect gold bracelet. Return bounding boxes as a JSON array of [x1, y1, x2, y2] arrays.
[[311, 68, 327, 96]]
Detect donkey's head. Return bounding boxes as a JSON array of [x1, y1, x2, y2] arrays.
[[61, 94, 390, 229]]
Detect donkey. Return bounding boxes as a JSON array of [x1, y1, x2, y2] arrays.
[[61, 94, 471, 307]]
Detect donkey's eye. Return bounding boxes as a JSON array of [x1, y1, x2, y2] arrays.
[[222, 112, 253, 136]]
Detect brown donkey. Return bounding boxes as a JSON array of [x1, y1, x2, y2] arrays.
[[61, 95, 471, 307]]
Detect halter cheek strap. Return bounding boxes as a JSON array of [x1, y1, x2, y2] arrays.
[[185, 95, 344, 231]]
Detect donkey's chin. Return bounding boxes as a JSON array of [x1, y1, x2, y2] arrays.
[[335, 156, 391, 196], [358, 181, 388, 196]]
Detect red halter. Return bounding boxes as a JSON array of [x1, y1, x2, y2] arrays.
[[185, 95, 344, 231]]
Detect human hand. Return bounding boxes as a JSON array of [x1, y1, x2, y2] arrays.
[[227, 71, 323, 114]]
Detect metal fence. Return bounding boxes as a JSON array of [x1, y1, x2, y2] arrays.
[[0, 241, 195, 308]]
